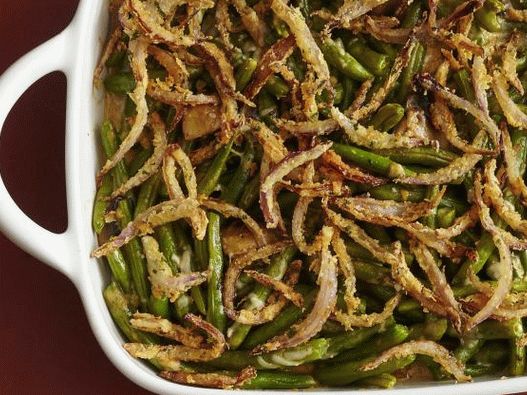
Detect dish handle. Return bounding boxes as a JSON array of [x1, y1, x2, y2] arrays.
[[0, 28, 75, 279]]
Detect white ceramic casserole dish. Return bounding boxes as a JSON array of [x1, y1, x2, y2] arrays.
[[0, 1, 527, 394]]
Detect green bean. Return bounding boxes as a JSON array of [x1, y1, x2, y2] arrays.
[[367, 183, 426, 202], [370, 103, 405, 132], [242, 372, 316, 389], [377, 147, 459, 168], [396, 42, 425, 103], [155, 224, 180, 274], [238, 176, 260, 211], [408, 315, 448, 341], [92, 174, 112, 234], [340, 77, 356, 111], [128, 147, 154, 176], [228, 246, 297, 349], [475, 2, 503, 32], [105, 250, 133, 294], [243, 287, 317, 348], [469, 319, 523, 340], [331, 325, 410, 364], [101, 121, 149, 309], [206, 212, 226, 332], [148, 294, 171, 319], [437, 207, 457, 228], [464, 363, 501, 377], [209, 338, 328, 370], [473, 341, 509, 365], [134, 173, 162, 218], [453, 69, 476, 104], [346, 38, 390, 76], [103, 282, 157, 344], [509, 318, 526, 376], [222, 139, 255, 205], [363, 223, 392, 244], [455, 337, 485, 364], [198, 140, 234, 197], [105, 50, 126, 68], [325, 324, 387, 358], [257, 90, 279, 126], [354, 259, 391, 284], [104, 72, 136, 94], [321, 37, 373, 81], [368, 37, 398, 59], [235, 57, 258, 91], [316, 354, 416, 386], [266, 75, 290, 98], [354, 373, 397, 389], [333, 143, 414, 177], [402, 0, 424, 28]]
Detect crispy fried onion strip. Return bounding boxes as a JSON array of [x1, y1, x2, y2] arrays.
[[332, 229, 361, 314], [193, 42, 245, 142], [292, 196, 324, 256], [94, 26, 122, 85], [244, 35, 296, 99], [277, 118, 338, 136], [462, 293, 527, 320], [97, 38, 149, 183], [364, 15, 412, 45], [326, 0, 391, 32], [477, 167, 527, 250], [125, 313, 227, 362], [270, 0, 330, 86], [466, 174, 514, 331], [329, 195, 471, 259], [430, 60, 491, 154], [260, 142, 332, 229], [253, 120, 288, 164], [484, 159, 527, 237], [147, 82, 219, 106], [502, 124, 527, 204], [91, 198, 207, 257], [331, 107, 423, 150], [142, 236, 208, 302], [491, 70, 527, 130], [416, 73, 500, 148], [148, 45, 188, 85], [130, 312, 203, 347], [199, 198, 267, 247], [506, 7, 527, 22], [111, 113, 167, 198], [251, 226, 338, 354], [438, 0, 484, 30], [503, 32, 524, 95], [245, 264, 304, 307], [223, 241, 294, 323], [321, 150, 386, 186], [395, 130, 486, 185], [390, 241, 451, 319], [160, 366, 257, 389], [162, 144, 197, 200], [333, 187, 445, 223], [349, 38, 415, 121], [232, 0, 269, 47], [335, 291, 401, 329], [361, 341, 471, 382], [127, 0, 197, 47], [411, 240, 465, 330], [326, 207, 401, 266], [235, 260, 302, 325]]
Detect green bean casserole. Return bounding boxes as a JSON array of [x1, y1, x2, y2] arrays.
[[92, 0, 527, 389]]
